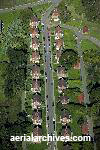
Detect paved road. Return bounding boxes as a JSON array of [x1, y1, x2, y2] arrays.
[[43, 23, 55, 150], [76, 38, 90, 104], [0, 0, 51, 13], [59, 25, 90, 104], [42, 12, 55, 150], [41, 0, 62, 150]]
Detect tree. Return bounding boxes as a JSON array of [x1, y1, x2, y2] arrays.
[[82, 0, 100, 23], [58, 1, 72, 23], [60, 49, 79, 69]]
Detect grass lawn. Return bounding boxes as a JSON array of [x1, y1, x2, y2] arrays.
[[59, 0, 100, 40], [0, 0, 39, 8], [67, 104, 86, 136], [0, 2, 51, 32], [68, 68, 80, 80], [57, 141, 63, 150], [0, 10, 20, 31], [68, 80, 82, 89], [63, 29, 76, 49], [27, 141, 47, 150], [81, 40, 99, 51]]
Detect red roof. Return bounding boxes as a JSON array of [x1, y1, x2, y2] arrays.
[[77, 93, 84, 104], [73, 61, 80, 69], [82, 122, 89, 135], [83, 26, 88, 33]]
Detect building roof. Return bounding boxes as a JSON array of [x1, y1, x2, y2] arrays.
[[81, 122, 89, 135], [59, 95, 69, 104], [58, 78, 66, 88], [77, 93, 84, 104], [56, 50, 62, 59], [32, 65, 40, 75], [56, 39, 63, 49], [33, 126, 42, 136], [32, 37, 39, 45], [61, 110, 70, 119], [30, 27, 38, 35], [73, 61, 80, 69], [57, 66, 66, 75], [55, 25, 62, 34], [63, 144, 72, 150], [33, 93, 41, 103], [32, 51, 40, 59], [32, 110, 42, 121], [61, 126, 71, 137], [32, 79, 40, 89], [31, 16, 38, 23], [83, 25, 88, 33], [52, 8, 60, 17]]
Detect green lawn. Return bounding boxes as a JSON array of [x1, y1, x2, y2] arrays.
[[0, 10, 20, 31], [68, 80, 82, 89], [63, 30, 76, 49], [0, 0, 38, 8], [60, 0, 100, 40], [0, 2, 51, 32], [27, 141, 47, 150], [81, 40, 99, 51], [68, 68, 80, 80]]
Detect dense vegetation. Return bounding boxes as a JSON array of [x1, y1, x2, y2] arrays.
[[0, 8, 33, 150], [82, 0, 100, 23], [58, 1, 72, 23], [60, 49, 79, 69]]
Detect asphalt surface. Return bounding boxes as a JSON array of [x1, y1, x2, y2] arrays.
[[42, 12, 55, 150], [41, 1, 62, 150]]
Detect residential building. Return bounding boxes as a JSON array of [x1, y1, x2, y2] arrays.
[[73, 61, 80, 69], [30, 16, 39, 28], [31, 79, 41, 93], [59, 95, 69, 105], [77, 93, 84, 104], [55, 50, 62, 63], [30, 51, 40, 63], [57, 66, 66, 79], [30, 27, 39, 38], [60, 110, 71, 125], [51, 8, 60, 22], [61, 126, 71, 137], [81, 121, 89, 135], [58, 78, 67, 93], [32, 64, 40, 79], [32, 93, 41, 109], [55, 25, 63, 39], [55, 39, 63, 50], [30, 37, 39, 50], [33, 126, 42, 143], [32, 110, 42, 125], [83, 25, 88, 34]]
